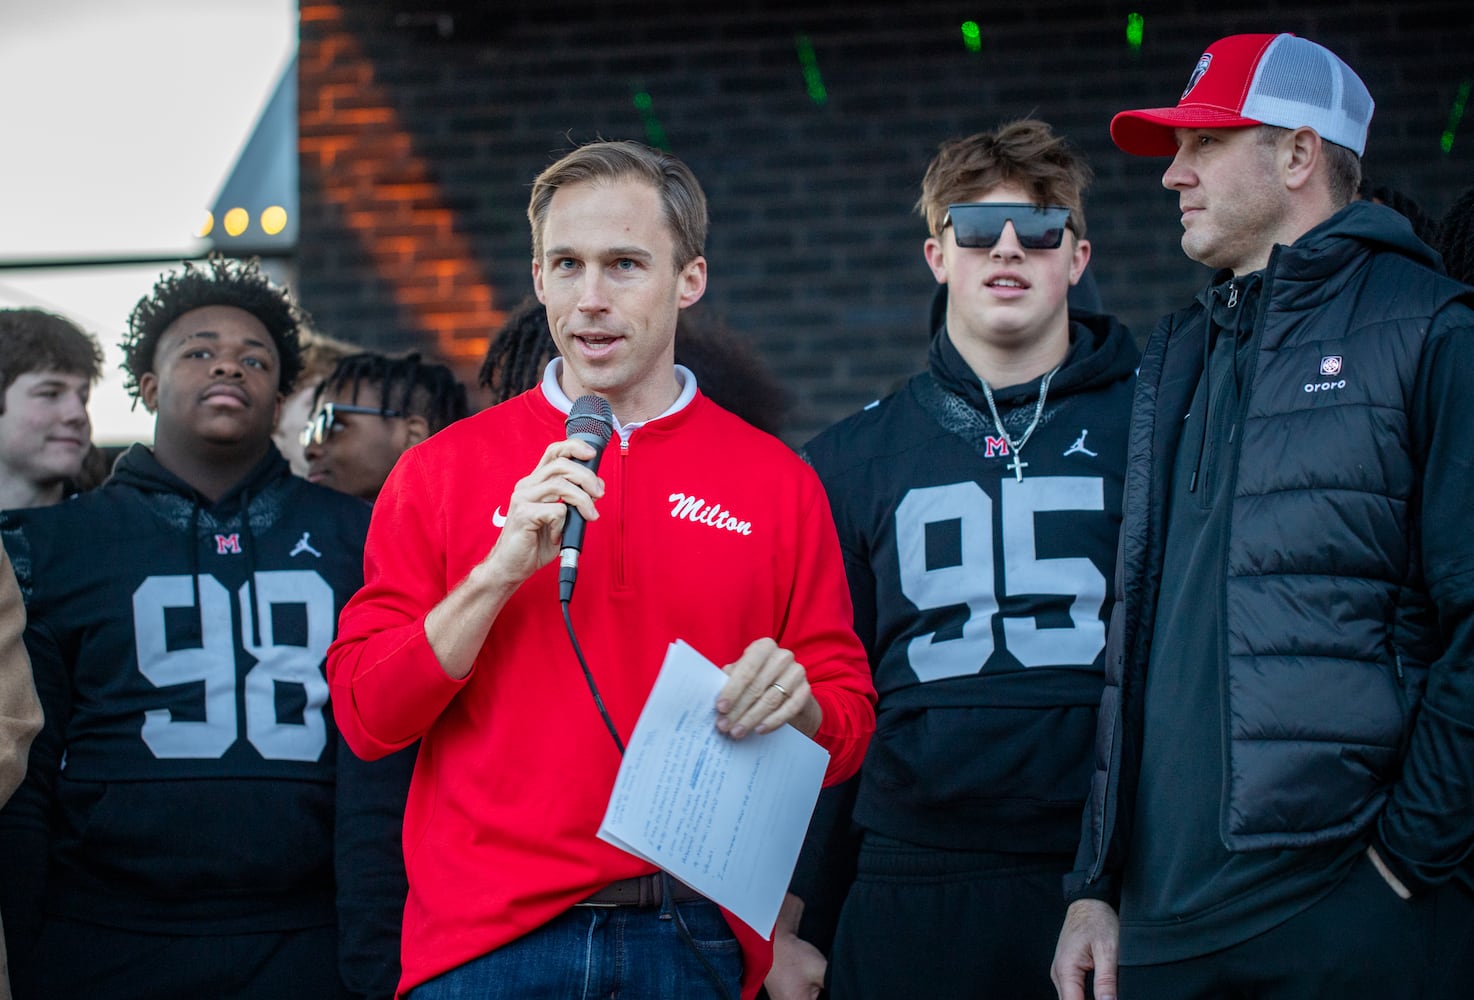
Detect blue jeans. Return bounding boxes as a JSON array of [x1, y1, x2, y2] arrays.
[[408, 899, 742, 999]]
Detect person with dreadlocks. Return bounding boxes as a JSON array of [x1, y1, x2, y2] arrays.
[[0, 257, 370, 999], [299, 350, 468, 1000], [477, 297, 556, 407], [304, 351, 470, 504]]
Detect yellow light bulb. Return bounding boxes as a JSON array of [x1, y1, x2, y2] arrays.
[[224, 207, 250, 237], [261, 205, 288, 236]]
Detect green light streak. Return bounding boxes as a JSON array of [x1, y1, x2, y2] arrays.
[[795, 34, 828, 105], [961, 21, 982, 53], [1442, 78, 1470, 154], [1127, 13, 1144, 50], [632, 91, 668, 150]]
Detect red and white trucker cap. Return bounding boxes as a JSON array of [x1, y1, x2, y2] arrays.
[[1111, 33, 1374, 157]]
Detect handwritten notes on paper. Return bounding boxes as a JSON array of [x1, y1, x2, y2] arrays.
[[598, 639, 830, 938]]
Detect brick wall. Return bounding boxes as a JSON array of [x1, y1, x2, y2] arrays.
[[297, 0, 1474, 443]]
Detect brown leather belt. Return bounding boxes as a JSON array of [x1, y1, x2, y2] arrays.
[[575, 873, 705, 908]]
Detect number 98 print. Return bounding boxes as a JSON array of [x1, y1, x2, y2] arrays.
[[131, 570, 335, 762]]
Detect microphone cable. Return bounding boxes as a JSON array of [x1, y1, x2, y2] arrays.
[[557, 395, 626, 755], [560, 599, 624, 756]]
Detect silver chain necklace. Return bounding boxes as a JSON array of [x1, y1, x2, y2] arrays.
[[980, 365, 1060, 481]]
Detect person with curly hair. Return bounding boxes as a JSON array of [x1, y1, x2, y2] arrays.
[[0, 256, 370, 998], [1437, 185, 1474, 286], [120, 257, 306, 400], [0, 309, 103, 510], [1358, 177, 1441, 247]]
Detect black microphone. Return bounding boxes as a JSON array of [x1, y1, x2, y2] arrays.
[[559, 394, 615, 603]]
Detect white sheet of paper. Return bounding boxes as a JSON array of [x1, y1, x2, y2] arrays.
[[597, 639, 830, 939]]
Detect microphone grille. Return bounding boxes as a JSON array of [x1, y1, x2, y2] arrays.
[[566, 394, 614, 444]]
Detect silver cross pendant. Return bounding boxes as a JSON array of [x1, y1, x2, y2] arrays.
[[1006, 452, 1028, 481]]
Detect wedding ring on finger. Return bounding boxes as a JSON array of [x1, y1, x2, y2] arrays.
[[769, 681, 789, 698]]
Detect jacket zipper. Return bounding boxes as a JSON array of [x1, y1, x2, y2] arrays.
[[1213, 253, 1271, 850], [1089, 258, 1272, 884], [617, 436, 630, 589]]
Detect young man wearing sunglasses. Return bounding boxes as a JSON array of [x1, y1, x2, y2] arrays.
[[0, 258, 370, 998], [1053, 34, 1474, 1000], [768, 119, 1138, 1000]]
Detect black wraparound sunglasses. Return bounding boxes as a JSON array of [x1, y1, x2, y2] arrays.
[[300, 402, 405, 448], [942, 202, 1073, 250]]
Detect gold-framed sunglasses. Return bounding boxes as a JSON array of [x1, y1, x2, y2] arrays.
[[300, 402, 405, 448]]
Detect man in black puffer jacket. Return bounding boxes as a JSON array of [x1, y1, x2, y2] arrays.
[[1053, 33, 1474, 1000]]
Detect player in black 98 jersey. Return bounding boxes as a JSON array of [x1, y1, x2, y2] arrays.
[[767, 121, 1138, 1000], [0, 258, 370, 999]]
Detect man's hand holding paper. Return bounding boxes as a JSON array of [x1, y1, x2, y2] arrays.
[[716, 637, 822, 740]]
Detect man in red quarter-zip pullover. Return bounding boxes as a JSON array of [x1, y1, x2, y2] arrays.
[[327, 140, 876, 1000]]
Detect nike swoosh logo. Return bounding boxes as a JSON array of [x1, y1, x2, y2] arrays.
[[492, 506, 507, 528]]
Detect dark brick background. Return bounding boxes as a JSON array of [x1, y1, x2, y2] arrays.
[[297, 1, 1474, 444]]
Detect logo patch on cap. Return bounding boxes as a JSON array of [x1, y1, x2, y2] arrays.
[[1320, 356, 1343, 376], [1182, 54, 1212, 99]]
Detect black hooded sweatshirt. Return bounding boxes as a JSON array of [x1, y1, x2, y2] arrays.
[[0, 445, 370, 973], [791, 311, 1138, 948]]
